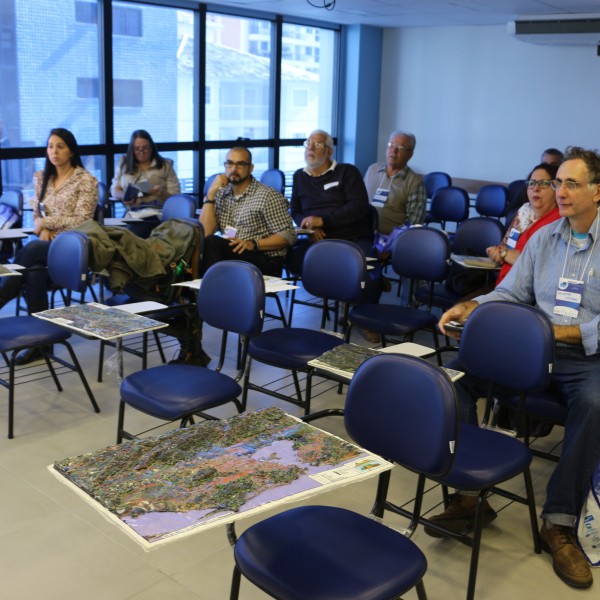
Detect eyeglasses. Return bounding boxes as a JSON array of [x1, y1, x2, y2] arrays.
[[224, 160, 251, 168], [550, 179, 598, 190], [525, 179, 553, 188], [303, 140, 327, 149], [387, 142, 412, 152], [134, 147, 151, 154]]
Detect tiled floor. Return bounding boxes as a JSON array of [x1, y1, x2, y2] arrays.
[[0, 283, 593, 599]]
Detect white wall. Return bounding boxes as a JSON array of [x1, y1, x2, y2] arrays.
[[378, 25, 600, 183]]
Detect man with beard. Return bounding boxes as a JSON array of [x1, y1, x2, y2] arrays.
[[200, 146, 296, 276]]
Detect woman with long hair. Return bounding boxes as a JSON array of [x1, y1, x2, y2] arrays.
[[0, 127, 97, 363], [110, 129, 180, 208]]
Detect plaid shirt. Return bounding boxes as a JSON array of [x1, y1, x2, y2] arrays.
[[214, 177, 296, 258]]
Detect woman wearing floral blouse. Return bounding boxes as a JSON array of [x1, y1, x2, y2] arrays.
[[0, 128, 97, 362]]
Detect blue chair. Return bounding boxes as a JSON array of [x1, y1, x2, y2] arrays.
[[242, 239, 366, 415], [202, 173, 219, 198], [425, 185, 470, 234], [230, 354, 433, 600], [259, 168, 286, 194], [0, 231, 100, 439], [348, 227, 451, 359], [352, 353, 541, 600], [423, 171, 452, 199], [463, 301, 565, 461], [413, 217, 504, 312], [475, 184, 508, 219], [161, 194, 197, 221], [117, 260, 265, 443]]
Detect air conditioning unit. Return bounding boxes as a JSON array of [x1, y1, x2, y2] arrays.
[[508, 15, 600, 46]]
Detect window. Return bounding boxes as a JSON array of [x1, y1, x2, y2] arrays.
[[113, 5, 142, 37], [77, 77, 99, 99], [280, 23, 337, 138], [113, 79, 142, 107], [75, 1, 97, 24]]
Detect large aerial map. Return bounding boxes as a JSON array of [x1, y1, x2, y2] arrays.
[[52, 407, 391, 549]]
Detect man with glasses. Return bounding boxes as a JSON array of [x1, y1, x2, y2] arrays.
[[200, 146, 296, 277], [363, 130, 426, 234], [436, 146, 600, 589]]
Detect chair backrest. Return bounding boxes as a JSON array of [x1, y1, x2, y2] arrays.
[[93, 181, 109, 223], [345, 353, 457, 477], [0, 187, 24, 215], [507, 179, 527, 207], [391, 226, 451, 282], [301, 239, 366, 304], [260, 169, 285, 194], [423, 171, 452, 199], [475, 184, 508, 218], [452, 217, 505, 256], [198, 260, 265, 337], [459, 301, 555, 393], [203, 173, 219, 197], [47, 230, 90, 294], [161, 194, 197, 221], [429, 186, 470, 224]]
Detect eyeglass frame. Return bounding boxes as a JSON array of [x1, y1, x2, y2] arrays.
[[387, 142, 413, 153], [224, 160, 252, 168], [550, 179, 600, 191], [525, 179, 553, 188], [303, 140, 330, 150]]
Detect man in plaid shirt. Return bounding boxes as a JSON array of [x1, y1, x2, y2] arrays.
[[200, 146, 296, 276]]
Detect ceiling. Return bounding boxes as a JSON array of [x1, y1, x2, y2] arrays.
[[200, 0, 600, 28]]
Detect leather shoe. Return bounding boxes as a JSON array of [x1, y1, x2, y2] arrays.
[[424, 493, 497, 538], [362, 329, 381, 345], [14, 347, 48, 365], [540, 523, 593, 589]]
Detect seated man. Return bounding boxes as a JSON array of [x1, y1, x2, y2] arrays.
[[437, 146, 600, 590], [200, 146, 296, 277], [363, 130, 426, 234]]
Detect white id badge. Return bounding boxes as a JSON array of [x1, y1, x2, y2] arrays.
[[554, 277, 584, 318], [224, 226, 238, 239], [372, 188, 389, 206], [506, 228, 520, 249]]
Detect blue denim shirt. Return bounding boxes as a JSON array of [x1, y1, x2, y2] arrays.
[[475, 211, 600, 356]]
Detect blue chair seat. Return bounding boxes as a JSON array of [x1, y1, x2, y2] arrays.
[[500, 389, 567, 424], [120, 364, 242, 420], [248, 328, 344, 370], [349, 304, 437, 336], [234, 505, 427, 600], [0, 316, 71, 352], [439, 424, 532, 490]]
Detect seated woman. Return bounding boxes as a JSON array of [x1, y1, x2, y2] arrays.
[[110, 129, 181, 237], [487, 162, 560, 286], [0, 127, 98, 363]]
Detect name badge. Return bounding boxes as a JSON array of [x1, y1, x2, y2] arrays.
[[554, 277, 584, 318], [506, 228, 520, 249], [323, 181, 339, 190], [372, 188, 389, 206]]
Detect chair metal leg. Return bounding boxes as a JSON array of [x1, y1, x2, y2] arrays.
[[523, 467, 542, 554], [229, 565, 242, 600], [416, 579, 428, 600], [465, 491, 488, 600], [117, 400, 126, 444], [61, 342, 100, 414]]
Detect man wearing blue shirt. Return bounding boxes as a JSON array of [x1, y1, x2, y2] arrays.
[[437, 147, 600, 590]]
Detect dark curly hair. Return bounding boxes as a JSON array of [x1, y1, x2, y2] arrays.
[[563, 146, 600, 184]]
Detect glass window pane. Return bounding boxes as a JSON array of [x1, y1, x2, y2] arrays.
[[280, 24, 337, 139], [206, 14, 272, 141], [112, 2, 195, 144], [0, 0, 101, 147]]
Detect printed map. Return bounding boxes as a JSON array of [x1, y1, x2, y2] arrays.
[[52, 407, 390, 547]]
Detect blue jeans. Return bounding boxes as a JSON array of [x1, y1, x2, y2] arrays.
[[0, 239, 51, 314], [448, 346, 600, 525]]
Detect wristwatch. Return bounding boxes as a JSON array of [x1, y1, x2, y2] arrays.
[[499, 248, 508, 262]]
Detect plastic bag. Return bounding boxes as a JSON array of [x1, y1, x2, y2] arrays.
[[577, 459, 600, 566], [373, 224, 410, 259]]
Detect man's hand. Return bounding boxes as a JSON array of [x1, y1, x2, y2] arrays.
[[207, 174, 229, 199], [301, 215, 324, 230], [228, 238, 255, 254], [438, 300, 479, 338], [310, 229, 326, 242]]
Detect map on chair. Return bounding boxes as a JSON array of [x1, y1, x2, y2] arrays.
[[49, 407, 392, 550]]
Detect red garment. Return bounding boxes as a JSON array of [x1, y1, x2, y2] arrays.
[[495, 207, 561, 286]]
